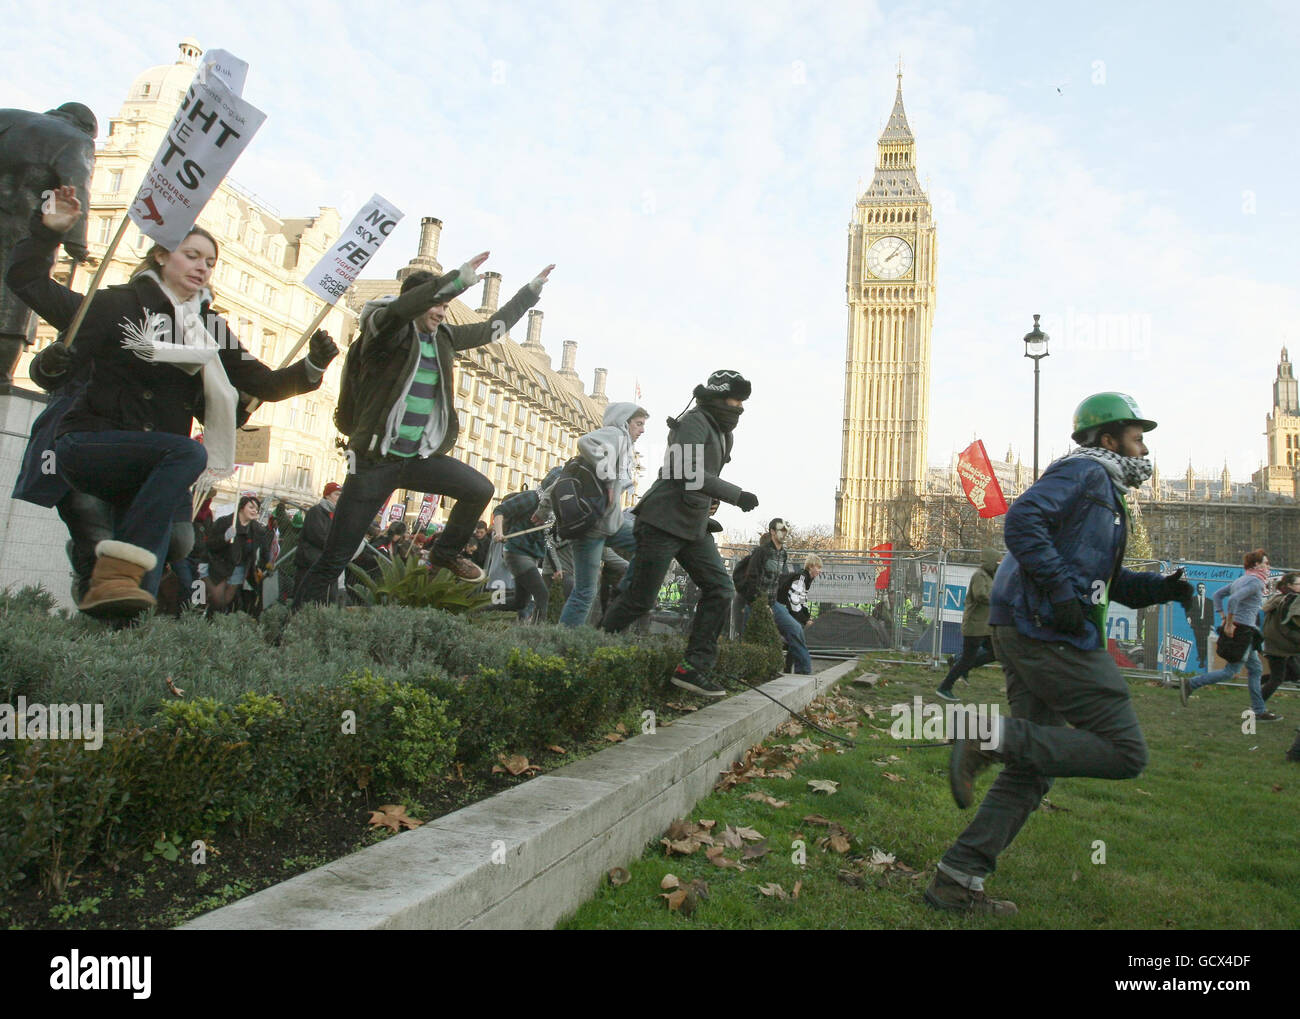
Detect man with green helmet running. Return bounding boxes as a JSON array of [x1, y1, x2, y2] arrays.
[[925, 392, 1192, 916]]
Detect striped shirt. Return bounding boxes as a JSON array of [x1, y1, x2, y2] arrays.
[[389, 333, 440, 458]]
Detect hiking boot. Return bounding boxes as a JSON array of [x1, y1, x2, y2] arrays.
[[1286, 730, 1300, 763], [429, 549, 486, 584], [1254, 710, 1283, 722], [671, 663, 725, 698], [924, 870, 1018, 916], [1179, 673, 1189, 707], [934, 686, 960, 703], [79, 540, 156, 619], [949, 737, 999, 809]]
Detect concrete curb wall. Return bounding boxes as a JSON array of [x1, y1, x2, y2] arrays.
[[182, 658, 859, 930]]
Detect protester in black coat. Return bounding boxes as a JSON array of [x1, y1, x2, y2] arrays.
[[602, 370, 760, 698], [203, 496, 270, 614], [6, 187, 337, 618]]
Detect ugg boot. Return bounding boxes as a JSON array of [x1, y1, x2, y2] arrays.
[[79, 540, 157, 618]]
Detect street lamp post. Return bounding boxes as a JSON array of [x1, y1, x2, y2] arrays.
[[1022, 314, 1050, 481]]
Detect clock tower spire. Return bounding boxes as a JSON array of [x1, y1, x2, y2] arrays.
[[835, 73, 937, 549]]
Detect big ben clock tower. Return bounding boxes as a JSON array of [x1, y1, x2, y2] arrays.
[[834, 71, 937, 549]]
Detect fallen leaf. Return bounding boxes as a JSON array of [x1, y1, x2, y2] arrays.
[[1039, 798, 1071, 813], [497, 753, 535, 776], [736, 826, 764, 842], [1071, 870, 1080, 881], [864, 848, 896, 872], [743, 792, 790, 808], [661, 889, 688, 911], [881, 772, 905, 783], [1135, 788, 1152, 796], [547, 744, 568, 755], [802, 814, 835, 826], [366, 804, 423, 832], [742, 839, 770, 861], [688, 878, 710, 900], [829, 834, 851, 854], [666, 701, 699, 712], [705, 846, 742, 870], [807, 780, 839, 795], [661, 838, 701, 856], [608, 867, 631, 886], [722, 825, 744, 849], [660, 874, 680, 890], [491, 764, 505, 774], [873, 755, 901, 765], [666, 819, 695, 841], [696, 819, 717, 830], [768, 769, 794, 780], [792, 879, 803, 900], [1272, 784, 1283, 793], [837, 870, 865, 888], [165, 675, 185, 697], [757, 882, 787, 900], [604, 732, 625, 743]]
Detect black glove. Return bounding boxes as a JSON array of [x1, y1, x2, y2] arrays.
[[1051, 597, 1087, 636], [34, 341, 72, 379], [307, 329, 339, 368], [1160, 567, 1194, 608], [707, 519, 724, 534], [736, 491, 759, 512]]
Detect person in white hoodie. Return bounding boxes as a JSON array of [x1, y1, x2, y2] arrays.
[[542, 402, 648, 627]]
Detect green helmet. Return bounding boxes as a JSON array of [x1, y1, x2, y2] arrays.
[[1071, 392, 1157, 444]]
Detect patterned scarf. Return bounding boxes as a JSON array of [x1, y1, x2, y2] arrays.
[[1067, 446, 1152, 491]]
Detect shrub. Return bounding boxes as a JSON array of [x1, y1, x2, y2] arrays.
[[348, 553, 495, 614]]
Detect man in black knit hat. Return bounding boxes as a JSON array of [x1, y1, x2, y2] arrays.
[[601, 370, 760, 696]]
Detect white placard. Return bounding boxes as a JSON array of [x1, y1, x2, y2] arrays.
[[128, 53, 266, 250], [301, 194, 404, 302]]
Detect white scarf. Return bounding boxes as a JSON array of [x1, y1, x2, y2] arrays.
[[1067, 446, 1152, 492], [121, 271, 238, 484]]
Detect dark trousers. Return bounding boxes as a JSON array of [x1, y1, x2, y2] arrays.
[[294, 454, 492, 607], [1192, 627, 1210, 669], [504, 551, 549, 622], [939, 634, 996, 690], [1263, 654, 1299, 700], [54, 430, 206, 595], [601, 520, 734, 673], [942, 625, 1147, 879]]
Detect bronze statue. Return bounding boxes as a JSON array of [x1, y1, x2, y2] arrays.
[[0, 102, 96, 384]]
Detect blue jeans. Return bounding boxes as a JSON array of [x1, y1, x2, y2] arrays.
[[773, 601, 812, 673], [54, 430, 207, 595], [558, 520, 637, 627], [1188, 647, 1266, 714]]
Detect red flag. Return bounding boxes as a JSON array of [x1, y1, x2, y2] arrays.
[[870, 542, 892, 590], [956, 440, 1009, 518]]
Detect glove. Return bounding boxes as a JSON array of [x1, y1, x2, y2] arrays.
[[1160, 567, 1194, 608], [307, 329, 339, 368], [1051, 597, 1087, 636], [34, 341, 72, 379], [707, 519, 724, 534], [736, 491, 759, 512]]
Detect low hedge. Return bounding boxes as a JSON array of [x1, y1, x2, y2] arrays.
[[0, 587, 782, 899]]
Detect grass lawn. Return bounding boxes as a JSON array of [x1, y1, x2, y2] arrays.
[[561, 657, 1299, 930]]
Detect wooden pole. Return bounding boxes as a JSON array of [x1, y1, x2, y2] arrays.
[[61, 216, 130, 348], [277, 302, 332, 369]]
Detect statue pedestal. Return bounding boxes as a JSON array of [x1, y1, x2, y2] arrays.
[[0, 386, 74, 609]]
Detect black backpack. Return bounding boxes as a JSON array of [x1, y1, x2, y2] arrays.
[[333, 337, 367, 436], [732, 550, 759, 603], [551, 457, 608, 540]]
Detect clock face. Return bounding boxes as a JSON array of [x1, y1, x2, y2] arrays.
[[865, 235, 914, 280]]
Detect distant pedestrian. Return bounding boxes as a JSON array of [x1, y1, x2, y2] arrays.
[[775, 554, 822, 674], [936, 548, 1001, 700]]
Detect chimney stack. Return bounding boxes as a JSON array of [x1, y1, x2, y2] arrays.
[[591, 368, 608, 405], [478, 271, 501, 314], [521, 308, 551, 366], [418, 217, 442, 263], [558, 340, 580, 386]]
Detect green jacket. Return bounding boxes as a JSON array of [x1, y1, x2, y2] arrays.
[[962, 548, 1001, 637], [632, 406, 744, 541], [348, 271, 539, 462]]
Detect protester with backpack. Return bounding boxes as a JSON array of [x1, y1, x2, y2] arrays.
[[539, 402, 648, 627], [294, 252, 554, 606], [1259, 571, 1300, 702], [492, 467, 562, 623], [601, 370, 759, 697]]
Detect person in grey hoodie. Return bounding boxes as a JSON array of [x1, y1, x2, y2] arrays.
[[540, 401, 648, 627]]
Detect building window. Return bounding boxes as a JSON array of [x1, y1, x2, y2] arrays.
[[286, 403, 299, 429], [108, 170, 123, 193], [515, 404, 526, 426], [470, 417, 483, 439], [280, 450, 294, 486], [296, 454, 313, 490], [486, 388, 497, 409], [239, 272, 253, 294], [512, 437, 523, 456], [509, 470, 521, 489], [261, 330, 276, 361], [459, 374, 472, 396], [303, 402, 319, 431], [95, 217, 112, 244]]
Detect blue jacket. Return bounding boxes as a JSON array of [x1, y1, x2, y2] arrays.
[[989, 456, 1166, 650]]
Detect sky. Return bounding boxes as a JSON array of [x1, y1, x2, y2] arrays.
[[4, 0, 1298, 541]]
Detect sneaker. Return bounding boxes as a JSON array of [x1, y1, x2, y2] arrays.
[[1179, 674, 1189, 707], [1254, 710, 1283, 722], [429, 550, 486, 584], [924, 870, 1018, 916], [934, 686, 960, 702], [1286, 730, 1300, 763], [670, 663, 725, 698], [949, 737, 999, 809]]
